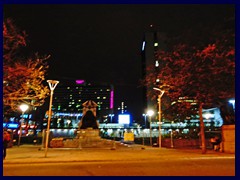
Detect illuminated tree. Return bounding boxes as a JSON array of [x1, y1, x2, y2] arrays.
[[3, 18, 50, 115], [143, 17, 235, 153]]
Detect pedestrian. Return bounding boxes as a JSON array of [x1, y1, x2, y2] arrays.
[[210, 136, 221, 151], [3, 129, 11, 160], [119, 131, 122, 138]]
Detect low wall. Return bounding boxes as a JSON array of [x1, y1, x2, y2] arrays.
[[221, 125, 235, 153], [161, 138, 212, 149]]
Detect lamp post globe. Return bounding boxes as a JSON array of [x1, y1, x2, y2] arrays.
[[147, 110, 154, 117], [20, 104, 29, 113]]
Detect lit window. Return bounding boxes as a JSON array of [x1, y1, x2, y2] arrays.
[[142, 41, 146, 51]]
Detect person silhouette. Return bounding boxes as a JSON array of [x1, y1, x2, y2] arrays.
[[3, 129, 11, 160]]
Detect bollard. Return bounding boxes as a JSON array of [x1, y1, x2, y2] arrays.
[[142, 132, 145, 149]]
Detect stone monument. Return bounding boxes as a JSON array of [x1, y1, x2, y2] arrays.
[[78, 100, 101, 148], [49, 100, 116, 148], [79, 100, 99, 129]]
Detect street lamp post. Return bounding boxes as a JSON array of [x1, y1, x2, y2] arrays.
[[153, 87, 165, 148], [109, 114, 114, 123], [142, 114, 147, 128], [18, 104, 29, 146], [147, 110, 154, 146], [170, 130, 174, 148], [45, 80, 59, 158], [228, 99, 235, 112], [142, 129, 145, 146], [170, 121, 174, 148]]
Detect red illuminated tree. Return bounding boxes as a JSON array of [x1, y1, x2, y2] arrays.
[[143, 18, 235, 153], [3, 18, 50, 115]]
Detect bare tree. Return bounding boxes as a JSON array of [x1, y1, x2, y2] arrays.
[[3, 18, 50, 115]]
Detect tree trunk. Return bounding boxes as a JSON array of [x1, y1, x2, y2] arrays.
[[199, 102, 206, 154]]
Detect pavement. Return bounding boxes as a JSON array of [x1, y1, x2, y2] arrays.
[[3, 142, 235, 165]]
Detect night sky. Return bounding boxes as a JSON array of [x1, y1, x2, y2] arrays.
[[3, 4, 235, 121]]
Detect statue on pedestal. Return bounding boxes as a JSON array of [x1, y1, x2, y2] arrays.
[[77, 100, 101, 148], [79, 110, 99, 129], [78, 100, 99, 129]]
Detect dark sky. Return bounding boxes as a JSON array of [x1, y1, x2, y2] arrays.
[[3, 4, 235, 121]]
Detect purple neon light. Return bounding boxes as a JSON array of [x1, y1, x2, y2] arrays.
[[110, 90, 114, 109], [76, 80, 85, 84]]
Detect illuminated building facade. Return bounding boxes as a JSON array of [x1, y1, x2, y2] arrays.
[[48, 79, 114, 129], [117, 101, 128, 114]]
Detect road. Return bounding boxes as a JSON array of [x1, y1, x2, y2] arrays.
[[4, 156, 235, 176]]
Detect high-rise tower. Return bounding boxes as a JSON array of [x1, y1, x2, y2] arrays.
[[141, 25, 167, 113]]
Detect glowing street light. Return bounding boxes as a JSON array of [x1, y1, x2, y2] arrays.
[[147, 110, 154, 146], [153, 87, 165, 148], [18, 104, 29, 146], [45, 80, 59, 158]]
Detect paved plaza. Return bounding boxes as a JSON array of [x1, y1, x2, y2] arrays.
[[3, 142, 235, 165]]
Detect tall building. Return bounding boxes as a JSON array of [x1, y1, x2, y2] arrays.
[[117, 101, 128, 114], [141, 25, 167, 114], [49, 79, 114, 128]]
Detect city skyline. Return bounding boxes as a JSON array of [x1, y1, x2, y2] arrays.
[[3, 3, 235, 121]]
